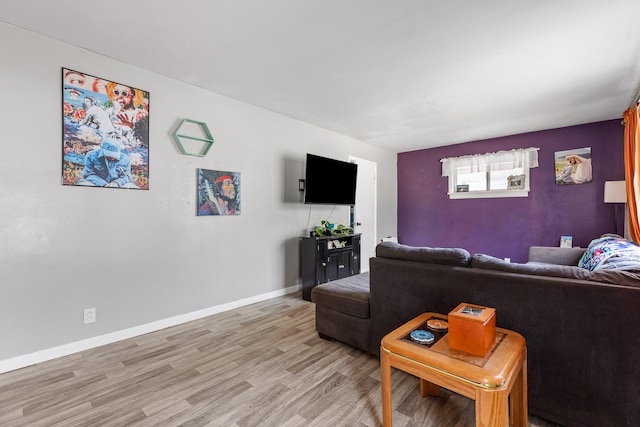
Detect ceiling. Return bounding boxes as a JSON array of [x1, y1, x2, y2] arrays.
[[2, 1, 640, 153]]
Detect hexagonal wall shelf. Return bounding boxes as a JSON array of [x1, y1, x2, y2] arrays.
[[172, 118, 215, 157]]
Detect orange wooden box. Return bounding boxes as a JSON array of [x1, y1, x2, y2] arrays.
[[448, 303, 496, 357]]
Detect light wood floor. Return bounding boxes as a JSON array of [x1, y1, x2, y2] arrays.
[[0, 292, 562, 426]]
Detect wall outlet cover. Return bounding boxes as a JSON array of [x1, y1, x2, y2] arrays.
[[84, 308, 96, 324]]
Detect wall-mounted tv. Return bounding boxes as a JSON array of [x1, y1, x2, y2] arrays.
[[304, 153, 358, 205]]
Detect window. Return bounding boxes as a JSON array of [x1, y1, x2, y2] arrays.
[[441, 147, 539, 199]]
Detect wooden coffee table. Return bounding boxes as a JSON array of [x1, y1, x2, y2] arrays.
[[380, 312, 527, 427]]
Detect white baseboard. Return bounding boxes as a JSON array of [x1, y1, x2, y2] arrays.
[[0, 284, 301, 374]]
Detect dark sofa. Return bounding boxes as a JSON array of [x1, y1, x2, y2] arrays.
[[312, 241, 640, 427]]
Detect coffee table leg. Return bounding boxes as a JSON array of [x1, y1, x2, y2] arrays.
[[476, 389, 509, 427], [510, 357, 528, 427], [380, 347, 393, 427], [419, 378, 441, 397]]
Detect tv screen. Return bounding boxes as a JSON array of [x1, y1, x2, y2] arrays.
[[304, 154, 358, 205]]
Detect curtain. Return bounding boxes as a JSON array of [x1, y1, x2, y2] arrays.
[[441, 147, 539, 177], [623, 105, 640, 242]]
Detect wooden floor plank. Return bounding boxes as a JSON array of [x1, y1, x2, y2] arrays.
[[0, 292, 562, 426]]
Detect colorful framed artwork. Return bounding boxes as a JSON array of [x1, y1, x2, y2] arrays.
[[62, 68, 150, 189], [197, 169, 241, 216], [554, 147, 592, 186]]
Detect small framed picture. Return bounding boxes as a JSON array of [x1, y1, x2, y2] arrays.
[[507, 174, 526, 190], [460, 306, 485, 316], [560, 236, 573, 248], [456, 184, 469, 192]]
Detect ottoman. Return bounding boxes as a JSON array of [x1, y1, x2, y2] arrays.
[[310, 272, 371, 353]]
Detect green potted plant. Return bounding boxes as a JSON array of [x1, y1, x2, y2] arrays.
[[333, 223, 353, 235], [315, 220, 353, 236]]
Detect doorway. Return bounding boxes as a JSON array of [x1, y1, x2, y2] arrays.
[[350, 156, 377, 272]]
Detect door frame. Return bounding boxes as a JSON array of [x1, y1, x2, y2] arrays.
[[349, 156, 377, 272]]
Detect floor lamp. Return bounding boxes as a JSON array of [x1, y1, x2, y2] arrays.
[[604, 181, 627, 236]]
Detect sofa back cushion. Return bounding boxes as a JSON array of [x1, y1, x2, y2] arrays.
[[472, 253, 640, 288], [375, 242, 471, 267], [528, 246, 586, 265], [472, 253, 592, 279]]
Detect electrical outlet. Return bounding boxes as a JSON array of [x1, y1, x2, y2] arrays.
[[84, 307, 96, 324]]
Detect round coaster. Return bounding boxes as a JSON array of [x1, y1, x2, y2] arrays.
[[410, 329, 435, 345], [426, 318, 448, 332]]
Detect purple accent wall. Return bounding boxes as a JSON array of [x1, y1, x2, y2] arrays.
[[397, 120, 625, 263]]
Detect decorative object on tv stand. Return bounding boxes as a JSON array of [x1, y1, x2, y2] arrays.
[[172, 118, 214, 157], [604, 180, 627, 236], [313, 220, 353, 237]]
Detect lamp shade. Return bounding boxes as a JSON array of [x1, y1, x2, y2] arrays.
[[604, 181, 627, 203]]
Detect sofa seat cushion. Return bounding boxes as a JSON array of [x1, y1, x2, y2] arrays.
[[311, 272, 370, 319], [376, 242, 471, 267]]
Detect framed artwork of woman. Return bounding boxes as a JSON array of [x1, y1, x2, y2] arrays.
[[554, 147, 592, 186]]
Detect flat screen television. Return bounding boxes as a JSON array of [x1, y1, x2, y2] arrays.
[[304, 153, 358, 205]]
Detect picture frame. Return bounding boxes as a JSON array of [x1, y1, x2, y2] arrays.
[[197, 169, 241, 216], [560, 236, 573, 248], [555, 147, 592, 186], [62, 68, 150, 189], [456, 184, 469, 192], [507, 174, 526, 190]]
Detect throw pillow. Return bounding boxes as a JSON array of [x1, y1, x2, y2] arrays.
[[578, 236, 640, 272]]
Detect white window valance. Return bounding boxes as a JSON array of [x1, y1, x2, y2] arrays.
[[441, 147, 540, 177]]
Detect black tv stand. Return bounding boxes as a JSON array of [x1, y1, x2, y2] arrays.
[[300, 233, 361, 301]]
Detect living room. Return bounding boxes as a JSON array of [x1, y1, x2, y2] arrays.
[[1, 2, 640, 426]]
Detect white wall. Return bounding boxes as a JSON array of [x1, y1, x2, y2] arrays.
[[0, 23, 397, 367]]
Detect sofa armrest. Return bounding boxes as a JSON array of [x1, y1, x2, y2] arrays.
[[528, 246, 585, 265]]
